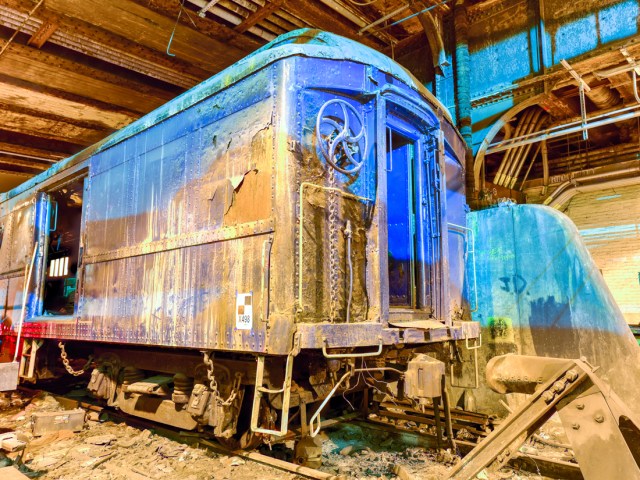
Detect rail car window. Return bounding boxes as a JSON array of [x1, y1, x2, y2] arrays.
[[43, 179, 84, 315], [387, 129, 417, 308]]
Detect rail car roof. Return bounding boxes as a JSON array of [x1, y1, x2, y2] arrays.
[[1, 29, 454, 203]]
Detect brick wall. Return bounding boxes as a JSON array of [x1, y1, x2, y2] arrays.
[[563, 184, 640, 325]]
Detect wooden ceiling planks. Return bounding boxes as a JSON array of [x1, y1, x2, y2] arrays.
[[141, 0, 263, 52], [0, 106, 109, 146], [284, 1, 382, 49], [0, 42, 172, 113], [0, 0, 432, 188], [235, 0, 287, 34], [0, 0, 207, 88], [0, 81, 137, 131], [0, 153, 51, 171], [45, 0, 249, 73], [0, 141, 64, 162]]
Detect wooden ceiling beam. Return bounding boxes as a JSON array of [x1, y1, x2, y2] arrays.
[[283, 1, 382, 49], [0, 154, 51, 171], [0, 142, 63, 162], [538, 92, 576, 120], [2, 0, 206, 88], [139, 0, 262, 52], [0, 80, 137, 131], [0, 129, 82, 158], [0, 164, 43, 176], [0, 41, 171, 114], [45, 0, 249, 73], [0, 103, 110, 146], [235, 0, 286, 34]]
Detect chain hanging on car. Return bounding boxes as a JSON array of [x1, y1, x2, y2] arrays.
[[58, 342, 92, 376], [327, 166, 340, 322], [203, 351, 241, 407]]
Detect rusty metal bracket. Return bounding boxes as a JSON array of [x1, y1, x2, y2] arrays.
[[309, 370, 353, 437], [464, 333, 482, 350], [448, 355, 640, 479]]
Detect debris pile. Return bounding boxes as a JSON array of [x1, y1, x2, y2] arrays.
[[0, 391, 574, 480], [0, 391, 291, 480]]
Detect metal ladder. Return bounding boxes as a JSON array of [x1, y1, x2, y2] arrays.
[[250, 334, 299, 436], [18, 338, 43, 381]]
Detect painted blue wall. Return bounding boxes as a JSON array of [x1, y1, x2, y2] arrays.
[[400, 0, 639, 153]]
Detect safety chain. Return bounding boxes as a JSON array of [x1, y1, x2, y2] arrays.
[[203, 351, 242, 407], [58, 342, 92, 376], [327, 167, 340, 321]]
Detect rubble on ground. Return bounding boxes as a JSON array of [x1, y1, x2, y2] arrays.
[[0, 391, 574, 480], [0, 391, 292, 480]]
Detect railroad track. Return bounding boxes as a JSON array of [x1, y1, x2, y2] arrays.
[[13, 386, 583, 480]]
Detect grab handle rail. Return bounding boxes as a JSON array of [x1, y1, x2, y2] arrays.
[[322, 336, 383, 359]]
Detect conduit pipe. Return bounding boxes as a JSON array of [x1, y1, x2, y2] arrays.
[[494, 109, 534, 186], [541, 140, 549, 194], [358, 4, 411, 35], [548, 175, 640, 210], [517, 142, 542, 189], [544, 165, 640, 208], [486, 104, 640, 155], [508, 111, 546, 189], [473, 94, 546, 190], [500, 109, 544, 187], [185, 0, 276, 41]]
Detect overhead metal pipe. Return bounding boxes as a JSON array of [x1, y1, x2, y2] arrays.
[[486, 104, 640, 155], [503, 109, 543, 186], [473, 94, 546, 190], [548, 175, 640, 209], [541, 140, 549, 194], [517, 142, 542, 190], [358, 4, 411, 35], [544, 165, 640, 208], [493, 109, 534, 186], [508, 111, 545, 189]]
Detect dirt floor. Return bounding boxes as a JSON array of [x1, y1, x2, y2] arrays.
[[0, 391, 574, 480]]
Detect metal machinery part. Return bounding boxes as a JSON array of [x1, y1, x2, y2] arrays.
[[449, 355, 640, 480], [315, 98, 368, 175]]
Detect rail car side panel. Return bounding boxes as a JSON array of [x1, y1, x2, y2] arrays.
[[75, 68, 277, 352]]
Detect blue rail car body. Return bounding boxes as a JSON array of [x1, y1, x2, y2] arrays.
[[0, 30, 477, 361]]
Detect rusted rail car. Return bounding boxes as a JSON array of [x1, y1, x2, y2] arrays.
[[0, 29, 479, 458]]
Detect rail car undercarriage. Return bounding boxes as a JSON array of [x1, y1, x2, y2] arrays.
[[15, 330, 480, 467]]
